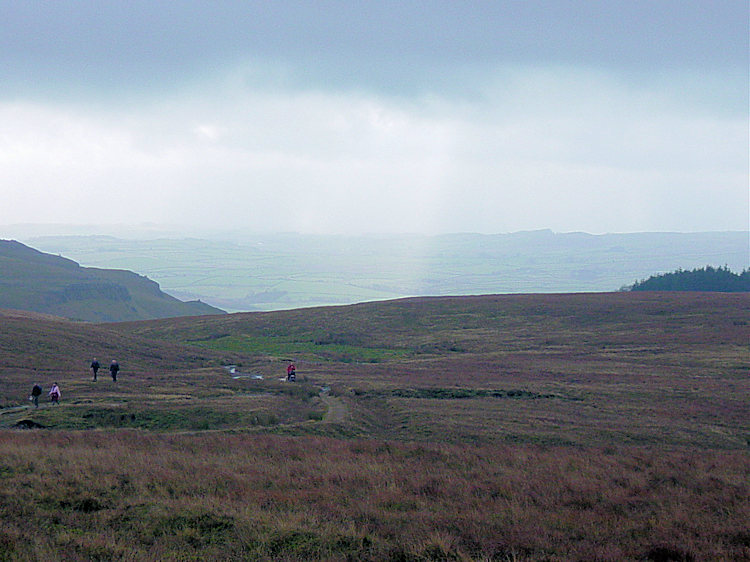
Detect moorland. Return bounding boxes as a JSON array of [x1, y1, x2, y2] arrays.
[[0, 292, 748, 560]]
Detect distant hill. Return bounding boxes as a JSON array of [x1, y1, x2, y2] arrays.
[[111, 291, 750, 374], [3, 291, 746, 380], [0, 240, 225, 321], [631, 266, 750, 292], [22, 230, 750, 312]]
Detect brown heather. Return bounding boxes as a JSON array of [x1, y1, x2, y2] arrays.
[[1, 432, 748, 561], [0, 292, 748, 560]]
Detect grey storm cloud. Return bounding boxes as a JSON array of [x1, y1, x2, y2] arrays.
[[2, 0, 747, 98]]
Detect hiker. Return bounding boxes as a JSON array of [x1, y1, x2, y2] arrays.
[[30, 384, 42, 408], [286, 362, 296, 382], [48, 383, 60, 405], [91, 358, 100, 381], [109, 360, 119, 382]]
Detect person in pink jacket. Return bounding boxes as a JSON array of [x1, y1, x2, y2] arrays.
[[48, 383, 61, 404]]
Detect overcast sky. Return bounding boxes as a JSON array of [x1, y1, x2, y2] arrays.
[[1, 1, 748, 235]]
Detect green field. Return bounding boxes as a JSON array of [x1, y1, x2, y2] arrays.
[[0, 292, 748, 560]]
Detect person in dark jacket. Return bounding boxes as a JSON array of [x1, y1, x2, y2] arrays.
[[30, 384, 42, 408], [109, 360, 120, 382], [91, 358, 100, 381]]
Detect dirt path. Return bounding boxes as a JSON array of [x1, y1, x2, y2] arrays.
[[0, 404, 33, 416], [2, 386, 351, 431], [320, 393, 348, 423], [0, 403, 60, 428]]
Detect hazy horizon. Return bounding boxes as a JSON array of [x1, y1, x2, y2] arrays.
[[2, 2, 748, 235], [2, 222, 749, 243], [15, 230, 749, 313]]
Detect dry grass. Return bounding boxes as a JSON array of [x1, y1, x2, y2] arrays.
[[0, 432, 748, 561]]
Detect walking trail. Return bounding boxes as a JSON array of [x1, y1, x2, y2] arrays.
[[320, 391, 348, 423], [2, 385, 350, 430]]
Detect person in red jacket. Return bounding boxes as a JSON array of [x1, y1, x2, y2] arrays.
[[286, 362, 296, 382]]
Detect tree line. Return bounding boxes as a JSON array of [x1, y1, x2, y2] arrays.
[[630, 266, 750, 292]]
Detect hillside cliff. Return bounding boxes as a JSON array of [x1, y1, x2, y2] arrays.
[[0, 240, 224, 321]]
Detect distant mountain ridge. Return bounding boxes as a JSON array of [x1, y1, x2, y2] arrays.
[[0, 240, 225, 321]]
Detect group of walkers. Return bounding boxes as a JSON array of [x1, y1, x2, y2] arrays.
[[28, 382, 60, 408], [27, 358, 120, 408], [90, 358, 119, 382], [29, 359, 294, 409]]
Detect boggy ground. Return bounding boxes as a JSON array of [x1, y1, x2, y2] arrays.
[[0, 292, 748, 560]]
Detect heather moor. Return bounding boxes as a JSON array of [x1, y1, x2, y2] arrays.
[[0, 292, 748, 560]]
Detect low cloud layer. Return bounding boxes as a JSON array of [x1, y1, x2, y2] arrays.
[[1, 2, 747, 235]]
